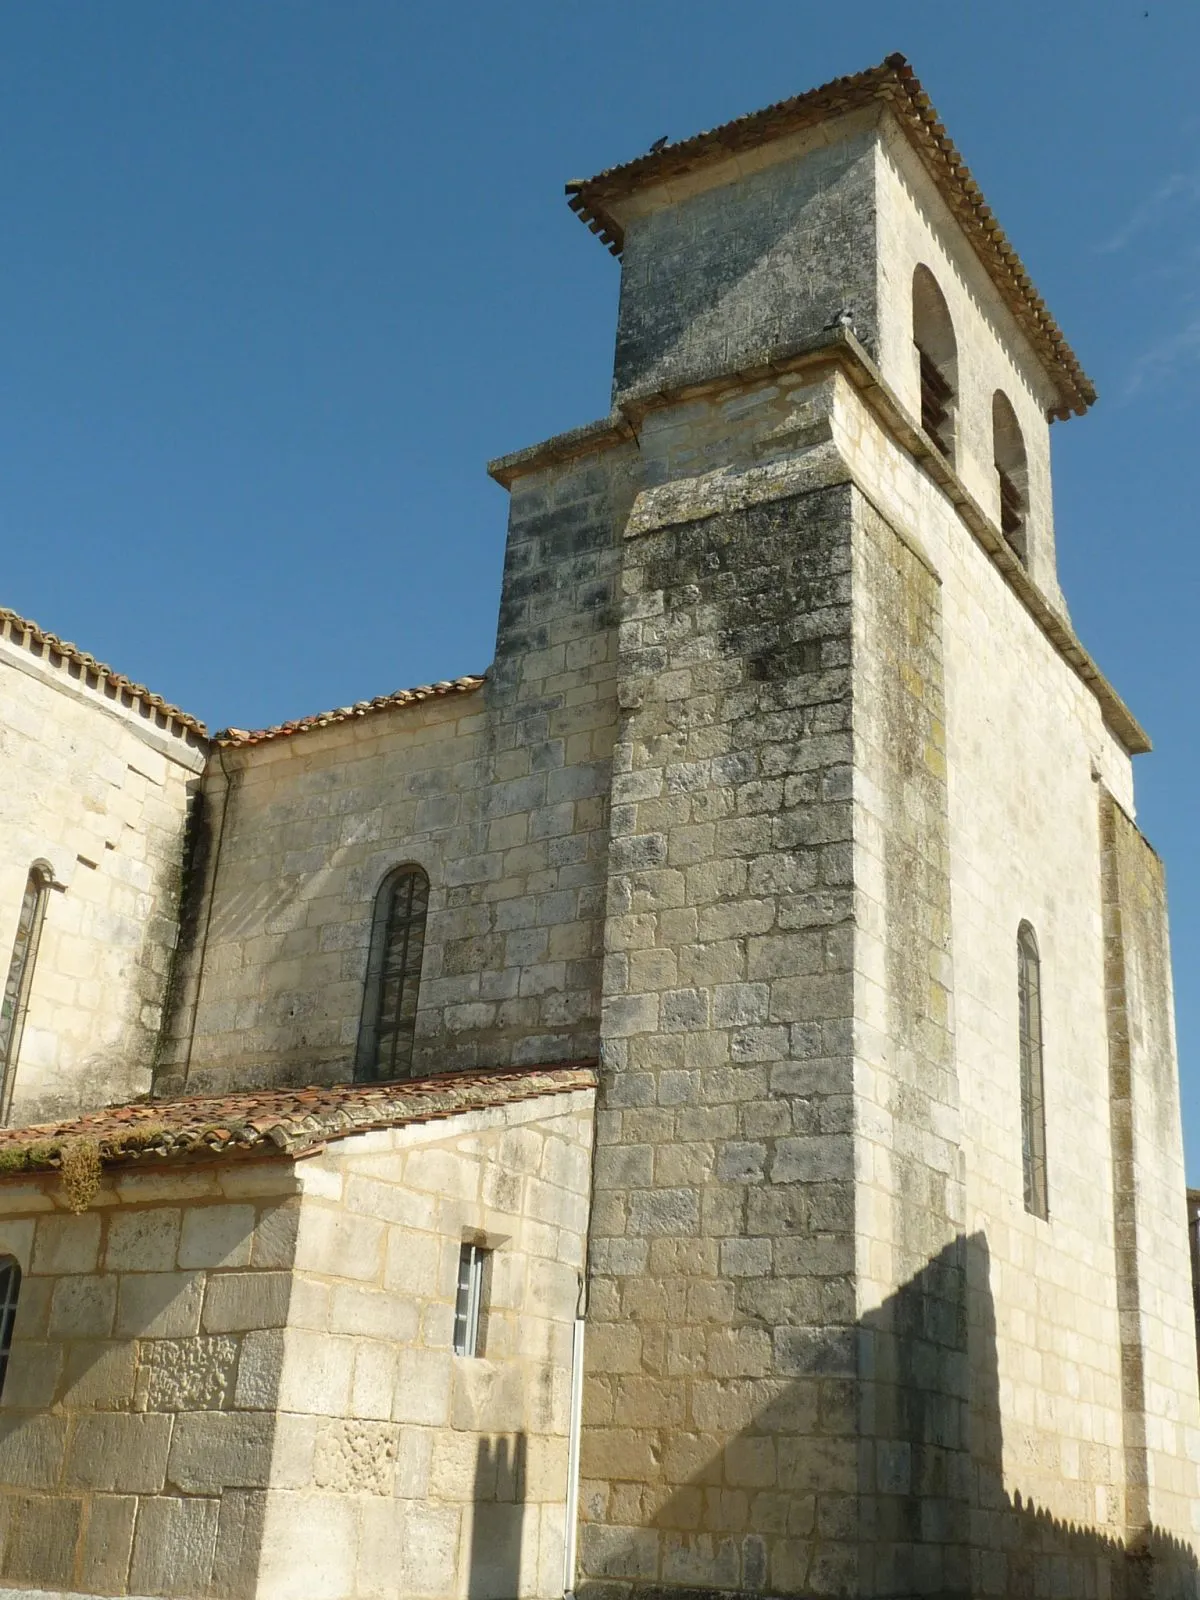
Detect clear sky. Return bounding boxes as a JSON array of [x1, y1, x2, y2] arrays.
[[2, 3, 1197, 1168]]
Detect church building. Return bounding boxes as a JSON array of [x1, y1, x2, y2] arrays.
[[0, 53, 1197, 1600]]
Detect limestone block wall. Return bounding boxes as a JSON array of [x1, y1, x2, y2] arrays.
[[0, 620, 205, 1124], [610, 109, 880, 405], [850, 491, 968, 1596], [256, 1089, 594, 1600], [157, 443, 637, 1095], [0, 1087, 592, 1600], [1101, 795, 1200, 1545], [0, 1160, 303, 1597], [576, 349, 1177, 1567], [571, 342, 1198, 1590], [583, 476, 860, 1596], [829, 361, 1200, 1562]]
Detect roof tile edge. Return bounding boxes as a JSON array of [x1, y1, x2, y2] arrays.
[[214, 673, 488, 748], [0, 1062, 598, 1175], [0, 605, 208, 742]]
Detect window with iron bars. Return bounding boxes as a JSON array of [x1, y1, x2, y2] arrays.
[[1018, 923, 1048, 1219], [355, 864, 429, 1082], [0, 1257, 21, 1399]]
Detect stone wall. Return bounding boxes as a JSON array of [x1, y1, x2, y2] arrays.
[[257, 1089, 593, 1600], [611, 110, 880, 405], [0, 1086, 593, 1600], [0, 619, 204, 1125], [850, 492, 966, 1595], [0, 1160, 302, 1596], [1101, 793, 1200, 1549], [583, 476, 860, 1595], [156, 442, 638, 1096], [573, 319, 1198, 1591], [829, 329, 1200, 1572]]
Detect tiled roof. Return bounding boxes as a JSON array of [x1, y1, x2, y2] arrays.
[[0, 1064, 597, 1176], [215, 675, 487, 748], [0, 605, 208, 740], [565, 53, 1095, 420]]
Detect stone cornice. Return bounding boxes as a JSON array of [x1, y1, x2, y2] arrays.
[[488, 328, 1149, 756]]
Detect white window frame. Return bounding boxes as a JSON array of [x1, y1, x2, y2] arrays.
[[453, 1242, 488, 1358]]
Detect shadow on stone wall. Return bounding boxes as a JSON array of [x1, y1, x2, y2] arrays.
[[579, 1234, 1200, 1600], [469, 1431, 527, 1600]]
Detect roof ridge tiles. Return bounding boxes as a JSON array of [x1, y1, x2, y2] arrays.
[[216, 673, 487, 748], [0, 604, 208, 740]]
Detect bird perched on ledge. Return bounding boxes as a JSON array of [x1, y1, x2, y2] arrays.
[[648, 135, 669, 153], [824, 307, 856, 333]]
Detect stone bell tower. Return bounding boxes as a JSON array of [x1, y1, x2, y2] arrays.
[[493, 53, 1198, 1600]]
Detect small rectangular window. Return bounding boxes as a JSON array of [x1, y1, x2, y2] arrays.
[[453, 1243, 488, 1358]]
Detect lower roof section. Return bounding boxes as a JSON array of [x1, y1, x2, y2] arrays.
[[0, 1062, 598, 1178]]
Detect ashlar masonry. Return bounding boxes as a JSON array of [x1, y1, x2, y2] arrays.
[[0, 51, 1196, 1600]]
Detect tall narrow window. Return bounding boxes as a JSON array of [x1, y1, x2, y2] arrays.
[[0, 1257, 20, 1398], [993, 391, 1029, 565], [453, 1242, 489, 1358], [912, 265, 958, 461], [0, 864, 52, 1125], [355, 864, 429, 1082], [1018, 922, 1048, 1219]]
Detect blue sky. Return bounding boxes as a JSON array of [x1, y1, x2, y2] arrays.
[[2, 3, 1198, 1168]]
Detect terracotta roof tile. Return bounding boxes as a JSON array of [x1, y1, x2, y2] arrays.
[[0, 605, 207, 740], [565, 53, 1095, 419], [216, 675, 487, 748], [0, 1063, 596, 1176]]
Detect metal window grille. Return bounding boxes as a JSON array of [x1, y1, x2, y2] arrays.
[[453, 1243, 487, 1358], [0, 1257, 21, 1399], [0, 866, 52, 1125], [1018, 924, 1049, 1219], [355, 865, 429, 1083]]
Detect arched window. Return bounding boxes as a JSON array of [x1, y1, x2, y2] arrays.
[[912, 265, 958, 460], [355, 865, 430, 1082], [0, 864, 53, 1124], [0, 1257, 20, 1397], [993, 391, 1029, 564], [1017, 922, 1048, 1218]]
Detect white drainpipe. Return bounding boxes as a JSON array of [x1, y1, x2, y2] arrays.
[[562, 1314, 586, 1599]]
